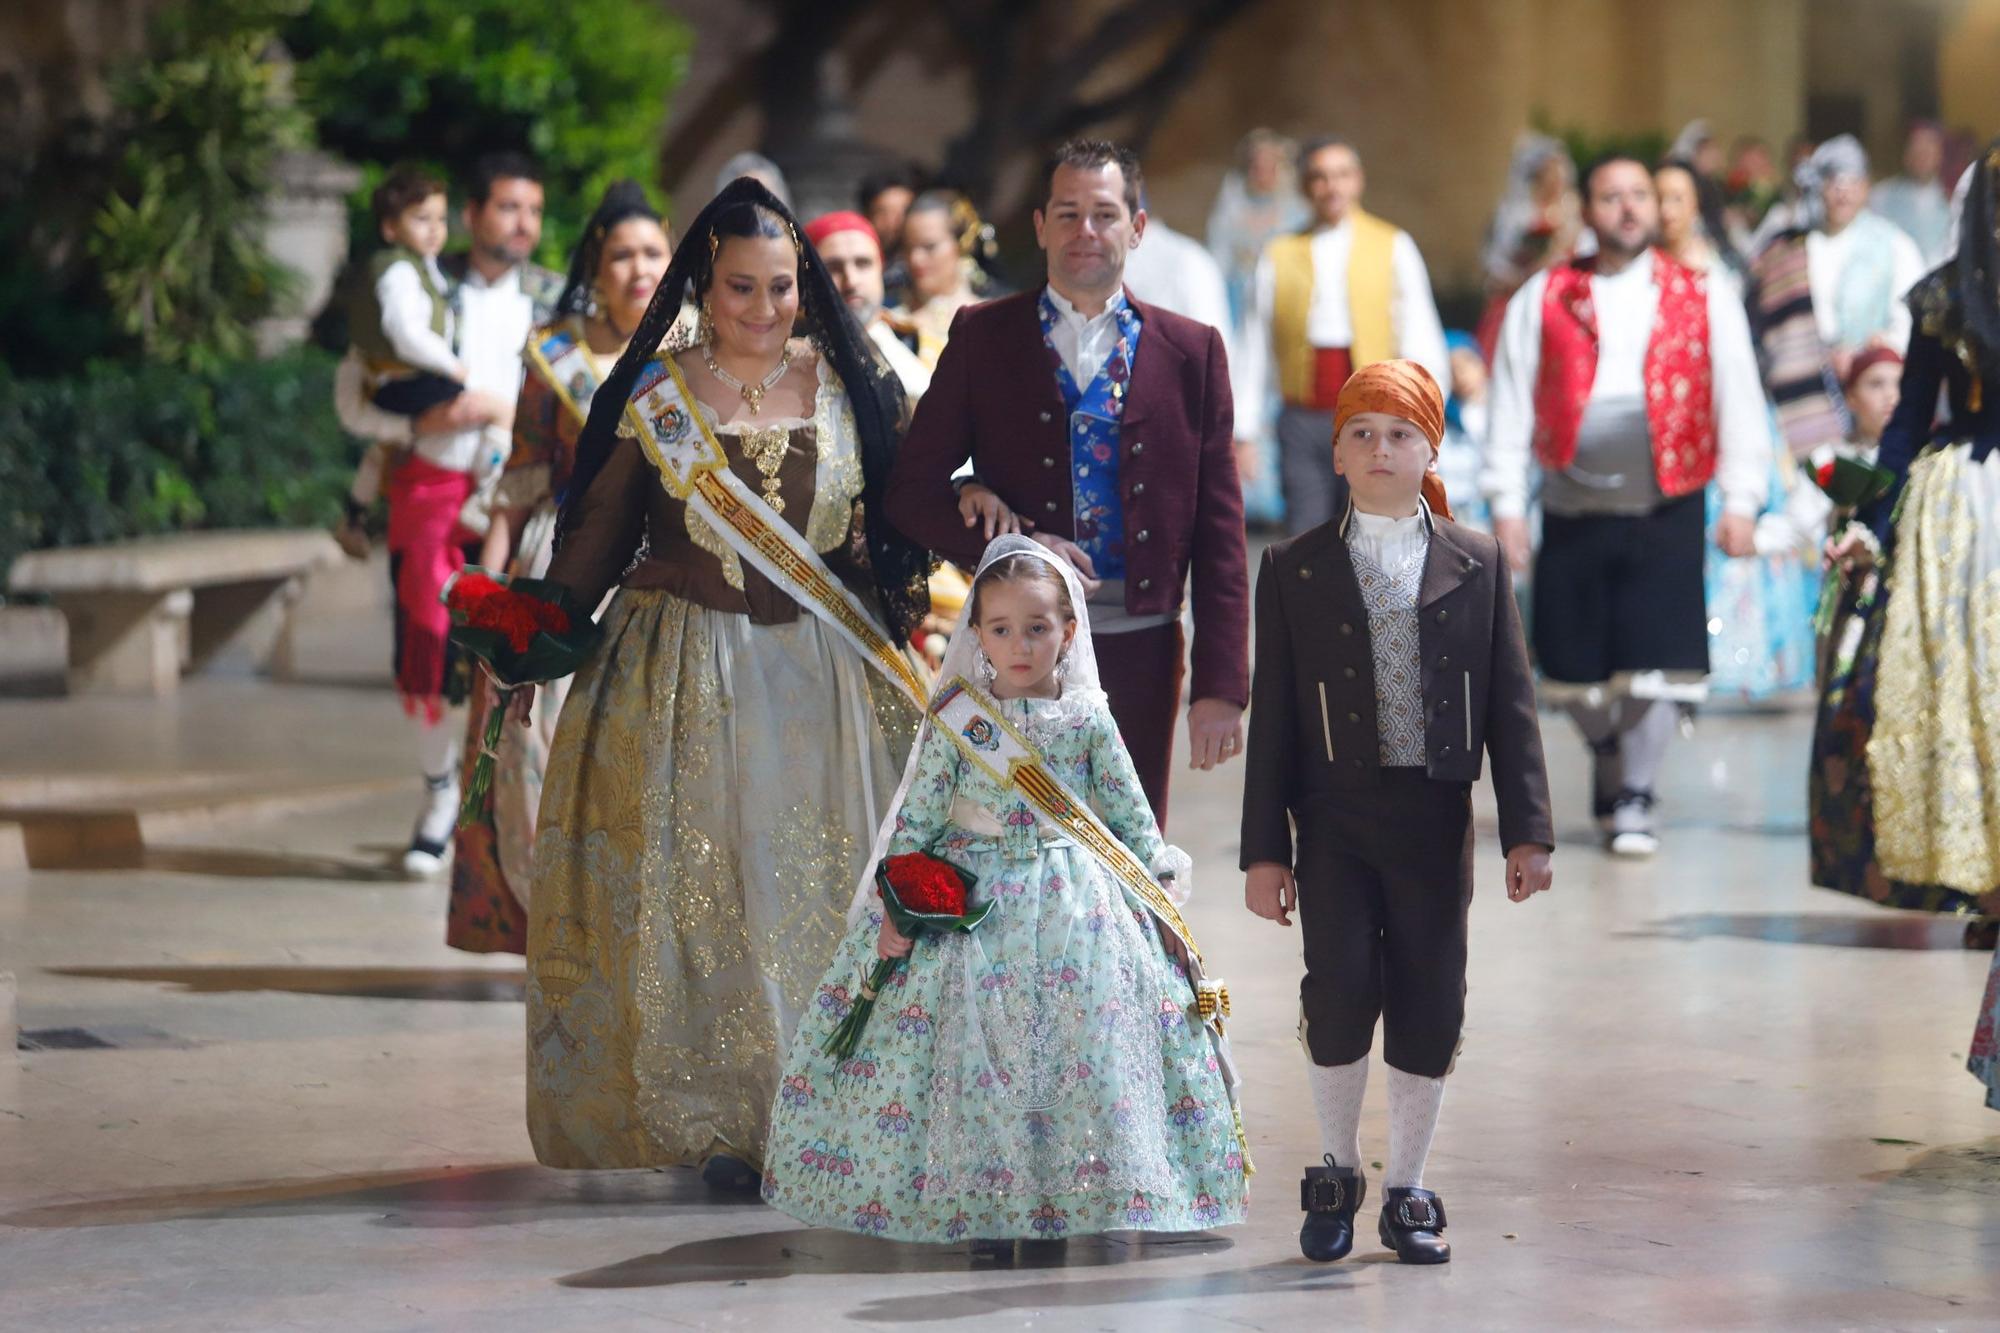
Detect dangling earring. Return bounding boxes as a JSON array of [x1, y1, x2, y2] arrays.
[[697, 300, 716, 346], [974, 646, 997, 687], [1053, 647, 1070, 688], [587, 284, 608, 318]]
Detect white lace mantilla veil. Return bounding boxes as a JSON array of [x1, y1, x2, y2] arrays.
[[843, 534, 1112, 925]]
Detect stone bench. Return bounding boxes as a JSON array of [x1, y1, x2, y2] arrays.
[[7, 530, 343, 696]]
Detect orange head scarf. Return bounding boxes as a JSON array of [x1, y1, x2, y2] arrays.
[[1331, 358, 1454, 521]]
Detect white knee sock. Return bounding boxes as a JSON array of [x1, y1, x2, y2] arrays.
[[413, 713, 464, 845], [415, 710, 464, 782], [1384, 1066, 1446, 1190], [1615, 698, 1678, 794], [1307, 1057, 1369, 1169]]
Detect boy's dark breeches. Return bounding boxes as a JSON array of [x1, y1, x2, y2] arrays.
[[1294, 767, 1474, 1078]]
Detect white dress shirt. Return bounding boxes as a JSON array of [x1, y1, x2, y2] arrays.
[[335, 262, 536, 479], [1121, 217, 1235, 365], [1043, 285, 1129, 386], [1233, 216, 1451, 447], [1482, 252, 1771, 521], [1805, 220, 1925, 352], [375, 255, 460, 377]]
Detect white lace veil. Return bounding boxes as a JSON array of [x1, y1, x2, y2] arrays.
[[844, 534, 1102, 921]]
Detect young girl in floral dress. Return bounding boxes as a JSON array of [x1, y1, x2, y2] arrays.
[[761, 535, 1249, 1253]]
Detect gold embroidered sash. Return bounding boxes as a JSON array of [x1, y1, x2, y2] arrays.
[[525, 321, 606, 428], [930, 677, 1204, 969], [624, 357, 928, 709], [930, 676, 1251, 1167]]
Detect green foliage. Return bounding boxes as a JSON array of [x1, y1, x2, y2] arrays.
[[285, 0, 691, 263], [1529, 111, 1670, 181], [88, 0, 310, 372], [0, 348, 354, 584], [0, 125, 130, 376]]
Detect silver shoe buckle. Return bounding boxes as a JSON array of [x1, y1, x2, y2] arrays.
[[1302, 1177, 1346, 1213], [1395, 1196, 1442, 1230]]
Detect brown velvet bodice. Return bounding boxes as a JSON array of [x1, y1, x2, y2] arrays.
[[546, 417, 870, 624]]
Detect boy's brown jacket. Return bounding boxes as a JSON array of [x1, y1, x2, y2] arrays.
[[1239, 504, 1555, 869]]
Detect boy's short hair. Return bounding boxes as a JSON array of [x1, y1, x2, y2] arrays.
[[466, 151, 544, 206], [1042, 139, 1143, 215], [372, 167, 446, 224]]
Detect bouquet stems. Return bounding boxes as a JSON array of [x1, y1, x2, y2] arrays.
[[822, 954, 904, 1062], [457, 685, 513, 828]]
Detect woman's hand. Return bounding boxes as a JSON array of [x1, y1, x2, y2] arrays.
[[1825, 529, 1876, 574], [957, 483, 1028, 541], [1505, 845, 1553, 902], [876, 915, 914, 960], [508, 684, 536, 727], [1158, 919, 1192, 973], [1244, 862, 1296, 926]]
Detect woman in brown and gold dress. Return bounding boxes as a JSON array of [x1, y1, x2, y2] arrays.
[[523, 179, 930, 1189]]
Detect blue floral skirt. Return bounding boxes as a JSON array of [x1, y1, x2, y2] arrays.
[[761, 834, 1249, 1243]]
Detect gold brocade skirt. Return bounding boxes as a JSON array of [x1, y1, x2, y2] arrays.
[[1870, 442, 2000, 894], [525, 588, 919, 1169]]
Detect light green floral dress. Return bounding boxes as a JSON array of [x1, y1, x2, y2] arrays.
[[761, 689, 1248, 1243]]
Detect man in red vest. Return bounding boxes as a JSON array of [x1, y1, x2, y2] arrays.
[[1483, 154, 1769, 858]]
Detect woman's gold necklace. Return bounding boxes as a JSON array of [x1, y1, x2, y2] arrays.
[[703, 342, 794, 512], [741, 425, 792, 515], [704, 342, 793, 414]]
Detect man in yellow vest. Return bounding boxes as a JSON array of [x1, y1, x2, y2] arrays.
[[1233, 137, 1449, 534]]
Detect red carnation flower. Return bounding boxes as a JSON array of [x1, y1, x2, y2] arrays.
[[448, 577, 572, 653], [881, 852, 970, 916]]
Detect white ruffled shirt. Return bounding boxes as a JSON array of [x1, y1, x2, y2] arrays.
[[1346, 505, 1429, 571]]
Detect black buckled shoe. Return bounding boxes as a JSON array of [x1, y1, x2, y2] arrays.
[[1299, 1156, 1366, 1262], [1378, 1186, 1450, 1264]]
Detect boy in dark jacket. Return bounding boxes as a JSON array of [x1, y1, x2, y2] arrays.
[[1240, 360, 1554, 1266]]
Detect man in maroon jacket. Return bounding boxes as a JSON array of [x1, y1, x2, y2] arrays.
[[886, 139, 1250, 826]]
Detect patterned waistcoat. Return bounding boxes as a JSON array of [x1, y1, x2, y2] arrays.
[[1039, 292, 1143, 580], [1532, 250, 1717, 498], [1348, 537, 1428, 766]]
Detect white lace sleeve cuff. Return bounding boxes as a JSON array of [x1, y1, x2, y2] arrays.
[[1151, 845, 1194, 907]]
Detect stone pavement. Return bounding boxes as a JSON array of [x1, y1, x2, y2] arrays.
[[1, 663, 1997, 1329]]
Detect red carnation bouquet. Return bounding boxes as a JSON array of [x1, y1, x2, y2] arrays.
[[1805, 453, 1898, 635], [1808, 453, 1895, 510], [822, 852, 994, 1062], [441, 567, 603, 825]]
